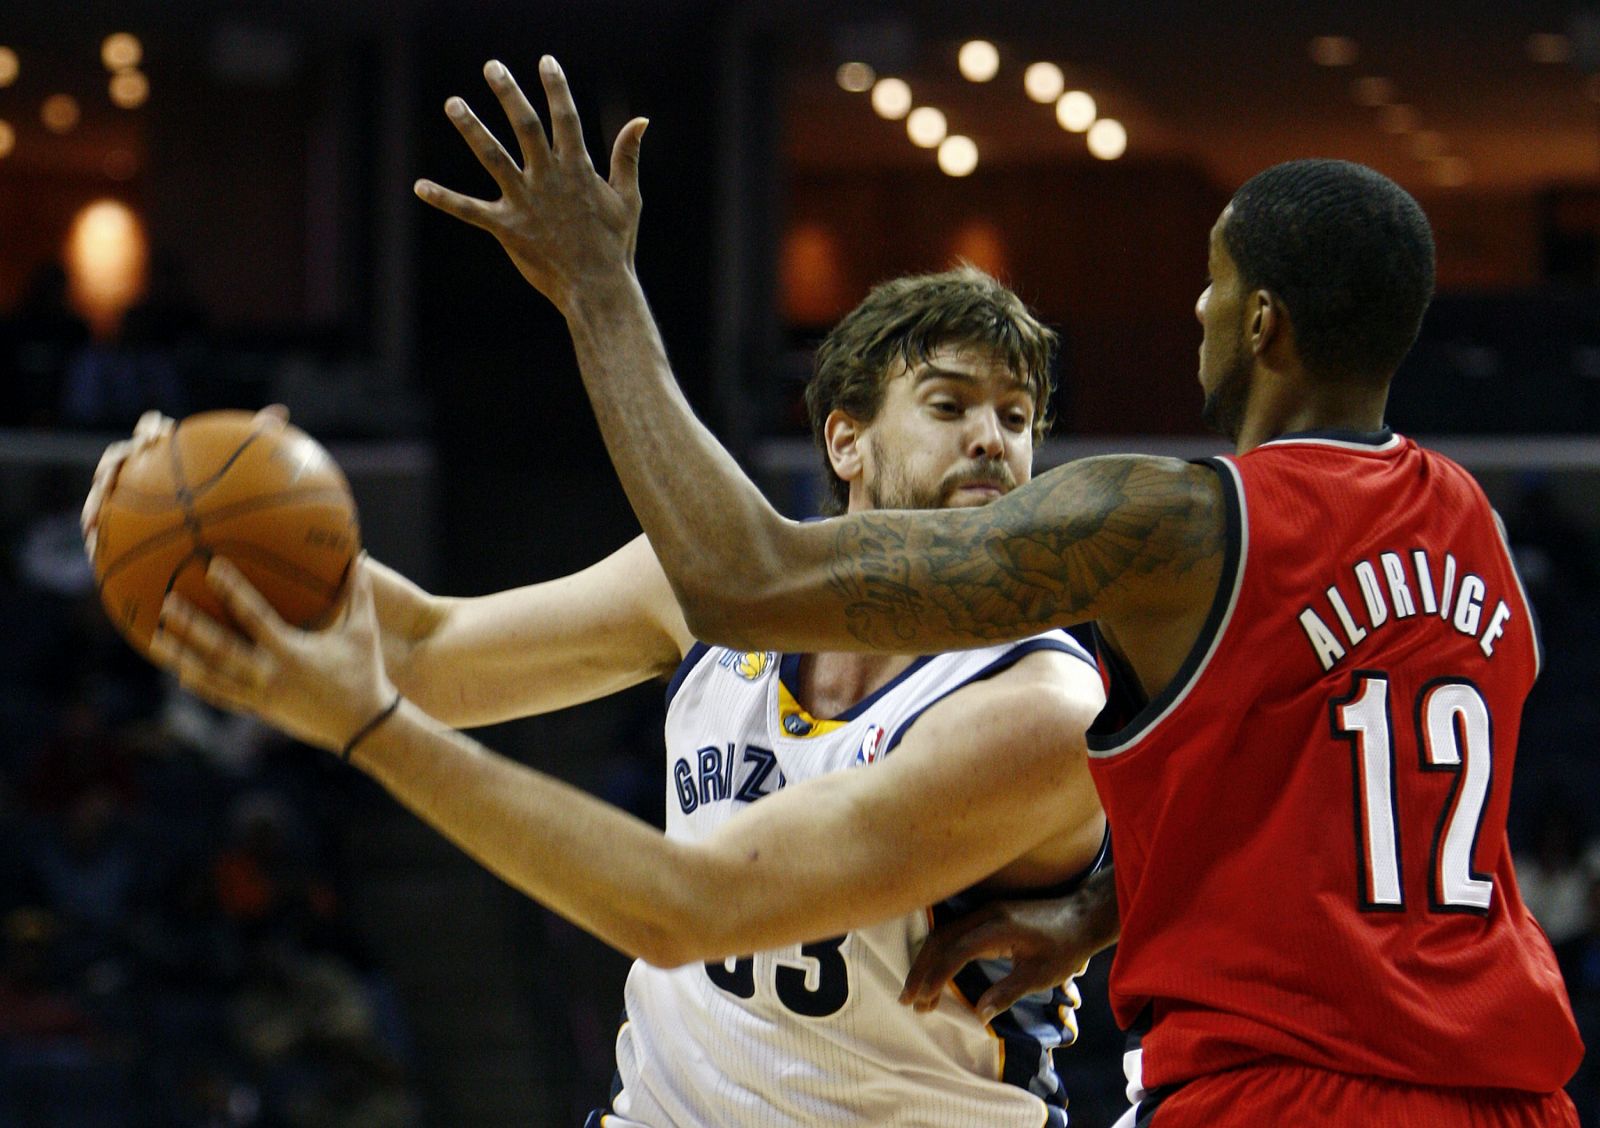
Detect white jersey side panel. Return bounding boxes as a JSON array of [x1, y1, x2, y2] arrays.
[[602, 632, 1099, 1128]]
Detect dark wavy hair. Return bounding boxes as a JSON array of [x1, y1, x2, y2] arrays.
[[1225, 159, 1435, 383], [804, 266, 1057, 514]]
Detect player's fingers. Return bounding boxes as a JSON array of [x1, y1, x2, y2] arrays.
[[254, 404, 290, 430], [205, 557, 290, 652], [444, 96, 524, 194], [900, 914, 1003, 1008], [149, 633, 259, 715], [483, 59, 551, 174], [609, 117, 648, 202], [156, 593, 272, 690], [81, 449, 124, 539], [413, 179, 499, 231], [132, 410, 174, 444], [538, 56, 594, 170], [974, 962, 1059, 1024]]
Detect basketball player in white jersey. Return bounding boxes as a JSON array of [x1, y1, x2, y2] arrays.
[[90, 269, 1108, 1126]]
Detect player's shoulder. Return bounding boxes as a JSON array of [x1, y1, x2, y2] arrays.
[[931, 630, 1102, 709]]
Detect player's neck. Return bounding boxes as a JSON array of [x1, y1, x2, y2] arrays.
[[1234, 373, 1390, 453], [792, 651, 919, 720]]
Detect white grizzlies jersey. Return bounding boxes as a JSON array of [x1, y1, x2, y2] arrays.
[[589, 631, 1106, 1128]]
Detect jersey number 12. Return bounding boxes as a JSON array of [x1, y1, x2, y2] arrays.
[[1333, 672, 1495, 914]]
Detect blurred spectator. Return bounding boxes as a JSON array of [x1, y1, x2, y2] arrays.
[[0, 907, 129, 1126], [1563, 872, 1600, 1127], [232, 942, 419, 1128], [0, 264, 90, 428], [1516, 803, 1592, 954], [213, 792, 337, 945]]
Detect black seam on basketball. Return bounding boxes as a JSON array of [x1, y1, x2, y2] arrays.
[[168, 421, 204, 553], [201, 540, 345, 601], [190, 487, 355, 529], [165, 549, 209, 600], [185, 431, 266, 500], [100, 490, 353, 586], [105, 483, 201, 510], [97, 519, 203, 584]]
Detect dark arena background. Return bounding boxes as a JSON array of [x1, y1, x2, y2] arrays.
[[2, 1, 1598, 1124]]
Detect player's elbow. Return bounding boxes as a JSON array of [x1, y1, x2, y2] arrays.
[[629, 923, 703, 969], [677, 594, 771, 653], [673, 571, 792, 652]]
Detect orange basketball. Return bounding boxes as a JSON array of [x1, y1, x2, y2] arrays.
[[92, 410, 361, 658]]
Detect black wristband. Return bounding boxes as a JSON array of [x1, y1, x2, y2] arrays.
[[341, 692, 403, 762]]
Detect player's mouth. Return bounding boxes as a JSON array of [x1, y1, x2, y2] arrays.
[[945, 478, 1009, 504]]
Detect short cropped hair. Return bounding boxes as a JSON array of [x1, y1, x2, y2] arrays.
[[804, 266, 1058, 514], [1225, 159, 1435, 383]]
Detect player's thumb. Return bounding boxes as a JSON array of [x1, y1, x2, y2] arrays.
[[609, 117, 648, 200]]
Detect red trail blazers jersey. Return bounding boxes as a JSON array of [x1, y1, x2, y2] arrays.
[[1087, 429, 1583, 1095]]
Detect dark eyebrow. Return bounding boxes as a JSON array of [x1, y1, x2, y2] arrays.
[[913, 365, 1034, 397]]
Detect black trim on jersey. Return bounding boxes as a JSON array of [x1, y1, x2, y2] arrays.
[[1087, 459, 1240, 754], [1524, 589, 1545, 679], [932, 824, 1111, 935], [1133, 1082, 1180, 1127], [1088, 624, 1147, 737], [663, 641, 713, 710], [777, 651, 936, 722], [1415, 676, 1496, 917], [1490, 508, 1545, 680], [878, 636, 1097, 759], [1330, 670, 1405, 914], [1265, 426, 1395, 447]]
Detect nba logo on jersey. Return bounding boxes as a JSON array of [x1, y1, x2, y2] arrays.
[[720, 650, 774, 681], [854, 725, 887, 765]]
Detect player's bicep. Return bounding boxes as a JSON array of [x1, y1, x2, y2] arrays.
[[718, 455, 1224, 653]]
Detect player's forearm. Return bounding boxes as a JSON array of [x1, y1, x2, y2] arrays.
[[1067, 864, 1121, 955], [560, 272, 825, 648], [351, 700, 715, 965], [367, 546, 680, 728]]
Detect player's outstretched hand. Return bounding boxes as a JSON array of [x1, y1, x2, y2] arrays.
[[414, 56, 648, 313], [81, 406, 288, 558], [900, 891, 1113, 1023], [148, 555, 396, 757]]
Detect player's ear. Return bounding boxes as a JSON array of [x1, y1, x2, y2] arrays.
[[1250, 290, 1282, 357], [823, 410, 866, 485]]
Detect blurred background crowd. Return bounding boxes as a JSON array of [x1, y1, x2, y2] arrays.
[[4, 1, 1600, 1125]]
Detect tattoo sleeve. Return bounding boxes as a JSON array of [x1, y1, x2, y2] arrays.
[[825, 455, 1225, 648]]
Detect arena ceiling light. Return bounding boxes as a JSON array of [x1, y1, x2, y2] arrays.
[[836, 61, 875, 93], [870, 77, 912, 120], [1086, 118, 1127, 160], [906, 106, 947, 148], [1055, 90, 1096, 132], [937, 135, 978, 176], [1309, 36, 1359, 66], [958, 40, 999, 83], [1023, 62, 1064, 104], [1351, 76, 1398, 107], [102, 33, 143, 72]]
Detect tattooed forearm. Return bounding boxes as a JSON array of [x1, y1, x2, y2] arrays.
[[826, 455, 1225, 647]]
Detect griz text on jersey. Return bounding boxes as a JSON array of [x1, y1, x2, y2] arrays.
[[673, 743, 787, 816]]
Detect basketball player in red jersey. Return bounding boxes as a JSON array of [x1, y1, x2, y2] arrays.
[[406, 58, 1584, 1125]]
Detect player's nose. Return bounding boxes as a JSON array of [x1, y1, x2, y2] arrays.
[[966, 410, 1006, 460]]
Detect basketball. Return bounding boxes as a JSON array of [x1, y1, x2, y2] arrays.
[[91, 410, 361, 659]]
